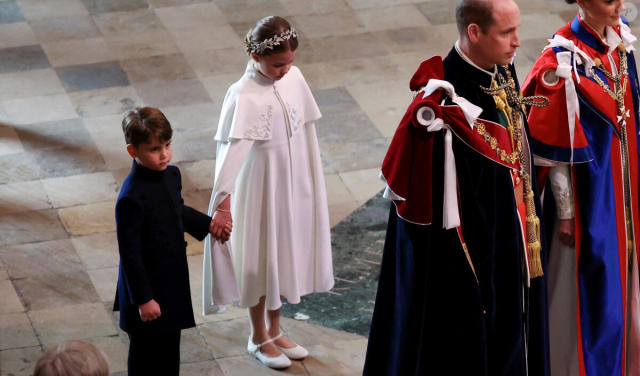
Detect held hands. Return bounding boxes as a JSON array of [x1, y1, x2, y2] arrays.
[[557, 218, 575, 247], [139, 299, 161, 322], [210, 209, 232, 244]]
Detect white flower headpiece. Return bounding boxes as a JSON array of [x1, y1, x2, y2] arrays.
[[249, 28, 297, 55]]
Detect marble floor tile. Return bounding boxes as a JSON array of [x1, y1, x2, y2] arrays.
[[16, 0, 89, 20], [313, 86, 362, 114], [181, 189, 211, 215], [42, 171, 118, 209], [519, 13, 567, 40], [0, 346, 43, 376], [148, 0, 210, 7], [291, 11, 366, 40], [56, 61, 129, 93], [0, 313, 39, 350], [14, 270, 101, 311], [0, 280, 24, 314], [211, 0, 289, 24], [93, 8, 165, 37], [279, 0, 351, 16], [178, 159, 215, 191], [87, 128, 132, 171], [217, 356, 308, 375], [0, 45, 50, 74], [298, 55, 402, 90], [29, 302, 118, 345], [155, 3, 228, 32], [121, 53, 197, 84], [339, 168, 384, 206], [85, 335, 128, 373], [41, 37, 113, 68], [0, 1, 26, 24], [134, 78, 212, 109], [0, 94, 77, 125], [372, 25, 448, 55], [171, 127, 217, 163], [34, 143, 107, 179], [198, 318, 251, 358], [0, 151, 41, 184], [346, 0, 421, 9], [0, 22, 37, 49], [71, 232, 119, 270], [181, 327, 214, 363], [171, 24, 243, 54], [279, 317, 364, 348], [356, 4, 429, 33], [160, 102, 220, 132], [0, 123, 24, 156], [0, 208, 68, 246], [14, 118, 88, 152], [319, 137, 388, 174], [57, 200, 116, 236], [0, 180, 51, 215], [316, 107, 382, 146], [0, 259, 8, 280], [179, 360, 225, 376], [81, 0, 149, 15], [30, 15, 101, 43], [86, 267, 117, 302], [68, 86, 140, 118], [0, 239, 84, 279], [183, 47, 248, 78], [415, 1, 455, 25], [304, 339, 367, 375], [0, 68, 65, 102], [346, 79, 409, 138], [324, 173, 359, 226], [199, 73, 241, 112], [104, 30, 180, 60]]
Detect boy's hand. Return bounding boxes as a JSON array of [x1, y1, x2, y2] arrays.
[[139, 299, 161, 322], [210, 210, 232, 244]]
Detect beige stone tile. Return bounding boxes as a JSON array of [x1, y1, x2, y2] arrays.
[[0, 259, 8, 280], [85, 335, 128, 373], [105, 31, 180, 60], [299, 56, 403, 90], [346, 80, 410, 138], [30, 15, 101, 43], [346, 0, 421, 9], [71, 232, 119, 270], [179, 159, 215, 191], [155, 3, 227, 31], [0, 346, 43, 376], [42, 171, 118, 208], [0, 22, 37, 49], [213, 0, 289, 24], [0, 209, 68, 247], [29, 302, 118, 345], [180, 360, 225, 376], [0, 94, 77, 125], [58, 200, 116, 236], [339, 168, 385, 206], [0, 313, 39, 350], [181, 327, 214, 363], [41, 37, 113, 67], [217, 355, 308, 375], [172, 24, 242, 53], [519, 13, 567, 40], [93, 9, 166, 36], [279, 317, 364, 348], [121, 53, 197, 83], [0, 239, 83, 279], [291, 11, 366, 40], [200, 72, 241, 111], [0, 180, 51, 215], [13, 270, 100, 311], [184, 47, 248, 78], [324, 174, 359, 226], [0, 68, 65, 102], [280, 0, 351, 16], [356, 4, 429, 32], [161, 102, 220, 131], [0, 124, 24, 156], [134, 78, 212, 109], [17, 0, 89, 20], [68, 86, 141, 119], [84, 116, 132, 170], [198, 318, 250, 358], [0, 280, 23, 314], [87, 267, 117, 302], [304, 339, 367, 375]]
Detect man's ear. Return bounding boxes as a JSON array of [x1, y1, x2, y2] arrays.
[[467, 23, 482, 43], [126, 144, 136, 159]]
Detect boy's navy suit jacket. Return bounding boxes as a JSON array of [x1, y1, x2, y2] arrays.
[[113, 161, 211, 333]]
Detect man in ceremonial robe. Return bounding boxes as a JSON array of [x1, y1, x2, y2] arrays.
[[363, 0, 550, 375]]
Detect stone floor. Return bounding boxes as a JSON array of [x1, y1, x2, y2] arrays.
[[1, 0, 638, 375]]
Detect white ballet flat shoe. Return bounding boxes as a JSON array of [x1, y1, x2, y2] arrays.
[[247, 337, 291, 369], [271, 333, 309, 360]]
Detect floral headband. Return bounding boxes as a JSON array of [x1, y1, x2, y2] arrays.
[[247, 28, 298, 55]]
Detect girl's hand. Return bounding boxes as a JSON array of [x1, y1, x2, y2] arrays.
[[210, 210, 232, 243], [557, 218, 575, 247], [139, 299, 161, 322]]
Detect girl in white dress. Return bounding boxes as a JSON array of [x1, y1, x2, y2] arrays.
[[203, 16, 334, 369]]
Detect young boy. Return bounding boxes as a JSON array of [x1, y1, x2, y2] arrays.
[[34, 340, 109, 376], [113, 107, 228, 375]]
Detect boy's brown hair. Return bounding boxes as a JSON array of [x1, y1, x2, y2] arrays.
[[33, 340, 109, 376], [122, 107, 173, 148]]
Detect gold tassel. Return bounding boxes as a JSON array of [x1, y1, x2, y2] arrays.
[[526, 214, 544, 278]]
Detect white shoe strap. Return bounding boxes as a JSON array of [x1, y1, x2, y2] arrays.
[[256, 333, 282, 348]]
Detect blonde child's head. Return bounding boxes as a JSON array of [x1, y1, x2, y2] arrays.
[[245, 16, 298, 81], [33, 340, 109, 376]]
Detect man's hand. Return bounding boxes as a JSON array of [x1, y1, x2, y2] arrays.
[[557, 218, 575, 247], [139, 299, 161, 322]]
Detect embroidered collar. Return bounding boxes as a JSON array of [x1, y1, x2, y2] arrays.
[[455, 40, 498, 80]]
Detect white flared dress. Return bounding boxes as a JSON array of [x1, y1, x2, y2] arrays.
[[202, 62, 334, 313]]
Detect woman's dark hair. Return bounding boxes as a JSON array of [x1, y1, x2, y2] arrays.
[[121, 107, 172, 148], [244, 16, 298, 56]]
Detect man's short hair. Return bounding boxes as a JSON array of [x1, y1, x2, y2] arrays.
[[456, 0, 495, 35]]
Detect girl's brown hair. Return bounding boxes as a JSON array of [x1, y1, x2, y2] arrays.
[[244, 16, 298, 56]]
